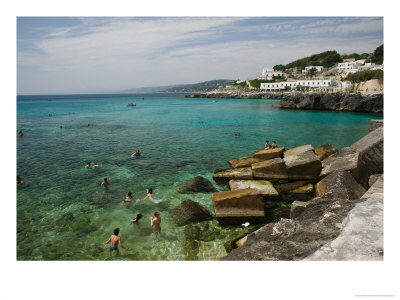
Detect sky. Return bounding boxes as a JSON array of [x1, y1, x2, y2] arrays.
[[17, 16, 383, 94]]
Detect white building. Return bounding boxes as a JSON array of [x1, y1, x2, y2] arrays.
[[338, 61, 363, 73], [260, 79, 335, 91], [302, 66, 323, 74], [257, 67, 286, 80], [358, 62, 376, 71]]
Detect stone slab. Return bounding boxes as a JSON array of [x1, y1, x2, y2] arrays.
[[213, 167, 253, 181], [228, 157, 262, 168], [253, 147, 285, 160], [229, 179, 279, 197]]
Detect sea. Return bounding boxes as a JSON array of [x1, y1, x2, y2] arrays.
[[16, 93, 383, 260]]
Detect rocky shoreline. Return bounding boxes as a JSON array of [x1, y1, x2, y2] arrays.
[[212, 119, 384, 260], [186, 91, 383, 113]]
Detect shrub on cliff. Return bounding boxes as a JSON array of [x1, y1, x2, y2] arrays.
[[346, 69, 383, 83]]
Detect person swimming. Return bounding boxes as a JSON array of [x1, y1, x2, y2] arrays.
[[131, 150, 141, 158], [103, 228, 128, 256], [17, 176, 24, 185], [86, 162, 92, 168], [101, 178, 109, 188], [92, 163, 100, 168], [121, 191, 134, 206], [18, 130, 24, 137], [130, 213, 143, 224], [136, 188, 160, 204]]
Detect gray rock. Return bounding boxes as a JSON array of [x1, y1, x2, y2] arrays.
[[305, 175, 383, 261], [321, 151, 369, 189], [178, 176, 216, 193], [252, 157, 288, 180], [283, 145, 314, 157], [369, 174, 382, 187], [220, 196, 357, 261], [284, 150, 322, 180], [315, 170, 366, 200], [350, 126, 383, 175], [279, 92, 383, 113], [369, 119, 383, 132]]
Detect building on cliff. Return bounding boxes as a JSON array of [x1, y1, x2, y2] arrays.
[[257, 68, 286, 80], [260, 78, 336, 91]]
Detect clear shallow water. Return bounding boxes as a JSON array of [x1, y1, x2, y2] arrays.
[[17, 93, 382, 260]]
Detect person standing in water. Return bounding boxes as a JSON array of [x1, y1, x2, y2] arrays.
[[101, 178, 109, 188], [150, 211, 161, 235], [103, 228, 128, 256]]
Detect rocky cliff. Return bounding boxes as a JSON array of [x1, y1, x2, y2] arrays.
[[186, 91, 383, 113]]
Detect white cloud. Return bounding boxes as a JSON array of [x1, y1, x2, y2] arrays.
[[17, 17, 383, 94]]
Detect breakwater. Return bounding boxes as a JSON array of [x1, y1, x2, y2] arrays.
[[186, 91, 383, 113]]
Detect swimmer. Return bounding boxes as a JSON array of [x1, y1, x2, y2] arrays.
[[121, 191, 134, 206], [85, 162, 92, 168], [271, 141, 278, 149], [17, 176, 24, 185], [130, 213, 143, 224], [150, 211, 162, 234], [92, 163, 101, 168], [101, 178, 109, 188], [103, 228, 128, 256], [60, 125, 63, 128], [136, 188, 159, 204], [264, 140, 270, 150], [18, 130, 24, 137], [131, 150, 141, 158]]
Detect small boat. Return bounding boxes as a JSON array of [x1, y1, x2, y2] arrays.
[[127, 103, 136, 106]]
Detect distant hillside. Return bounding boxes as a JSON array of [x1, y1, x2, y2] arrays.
[[120, 84, 180, 93], [274, 50, 342, 71], [162, 79, 235, 92], [273, 45, 383, 72]]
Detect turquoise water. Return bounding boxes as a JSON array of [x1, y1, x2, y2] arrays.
[[17, 93, 382, 260]]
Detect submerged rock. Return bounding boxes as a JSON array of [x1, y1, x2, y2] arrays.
[[178, 176, 216, 193], [170, 199, 212, 226], [183, 224, 200, 260], [212, 188, 265, 225]]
